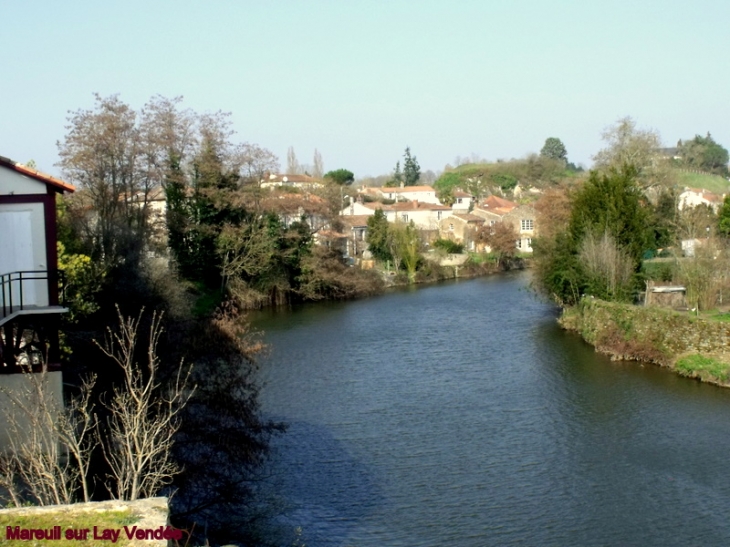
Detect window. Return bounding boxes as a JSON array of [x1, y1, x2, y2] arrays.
[[526, 238, 532, 248], [449, 223, 454, 231], [490, 220, 497, 226], [521, 219, 534, 232], [437, 211, 442, 220], [401, 214, 408, 222], [516, 239, 521, 249], [457, 198, 463, 204]]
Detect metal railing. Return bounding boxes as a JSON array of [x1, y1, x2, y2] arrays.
[[0, 270, 65, 319]]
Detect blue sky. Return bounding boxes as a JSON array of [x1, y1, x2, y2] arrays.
[[1, 0, 728, 179]]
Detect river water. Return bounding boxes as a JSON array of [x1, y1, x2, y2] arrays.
[[251, 272, 730, 546]]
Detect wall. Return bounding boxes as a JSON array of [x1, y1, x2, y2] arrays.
[[561, 298, 730, 381]]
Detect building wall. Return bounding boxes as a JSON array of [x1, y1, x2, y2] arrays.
[[0, 169, 47, 196], [0, 371, 63, 452]]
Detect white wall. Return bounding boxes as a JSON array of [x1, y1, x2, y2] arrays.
[[0, 169, 47, 196]]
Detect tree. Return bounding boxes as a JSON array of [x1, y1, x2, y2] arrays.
[[385, 161, 403, 187], [366, 209, 392, 262], [403, 147, 421, 186], [312, 149, 324, 178], [533, 166, 650, 305], [388, 221, 421, 281], [718, 195, 730, 237], [286, 146, 301, 174], [324, 168, 354, 186], [540, 137, 567, 162], [678, 133, 729, 176], [474, 221, 519, 267], [592, 117, 673, 188]]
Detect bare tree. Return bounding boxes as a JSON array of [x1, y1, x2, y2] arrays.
[[579, 230, 635, 301], [286, 146, 301, 174], [312, 148, 324, 178], [0, 367, 97, 506], [95, 308, 193, 501], [233, 142, 280, 186]]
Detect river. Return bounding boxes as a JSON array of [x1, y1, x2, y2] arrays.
[[250, 271, 730, 546]]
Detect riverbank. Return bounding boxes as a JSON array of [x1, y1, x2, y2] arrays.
[[560, 298, 730, 387]]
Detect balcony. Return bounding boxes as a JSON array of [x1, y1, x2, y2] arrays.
[[0, 270, 67, 327]]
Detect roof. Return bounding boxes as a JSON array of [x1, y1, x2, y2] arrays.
[[478, 195, 517, 215], [453, 190, 472, 198], [340, 215, 371, 228], [0, 156, 75, 193], [452, 213, 484, 223], [389, 201, 451, 211]]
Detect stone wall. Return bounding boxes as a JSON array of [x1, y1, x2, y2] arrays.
[[560, 298, 730, 373]]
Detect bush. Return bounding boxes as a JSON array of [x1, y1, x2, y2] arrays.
[[433, 239, 464, 254]]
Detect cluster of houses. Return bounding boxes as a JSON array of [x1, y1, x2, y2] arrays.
[[338, 185, 536, 259]]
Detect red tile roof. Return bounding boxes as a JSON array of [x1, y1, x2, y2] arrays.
[[0, 156, 75, 193]]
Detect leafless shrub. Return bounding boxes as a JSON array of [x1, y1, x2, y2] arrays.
[[579, 230, 635, 300], [95, 307, 194, 501]]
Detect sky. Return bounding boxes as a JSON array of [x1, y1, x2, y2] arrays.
[[1, 0, 728, 180]]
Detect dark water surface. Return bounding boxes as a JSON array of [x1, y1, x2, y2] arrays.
[[251, 272, 730, 546]]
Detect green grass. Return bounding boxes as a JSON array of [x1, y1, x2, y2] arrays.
[[675, 354, 730, 382], [675, 171, 730, 194], [0, 509, 138, 546], [700, 310, 730, 322]]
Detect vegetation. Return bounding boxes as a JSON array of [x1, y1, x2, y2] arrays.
[[675, 354, 730, 383], [540, 137, 567, 162], [433, 238, 464, 254], [677, 133, 729, 176], [324, 168, 354, 185]]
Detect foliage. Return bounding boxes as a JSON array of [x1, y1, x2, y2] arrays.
[[324, 168, 355, 186], [540, 137, 567, 162], [57, 242, 105, 322], [719, 195, 730, 237], [433, 238, 464, 254], [490, 172, 518, 191], [533, 167, 650, 305], [385, 161, 403, 187], [388, 221, 421, 281], [678, 133, 729, 176], [403, 147, 421, 186], [433, 171, 464, 205], [296, 246, 384, 300], [366, 209, 393, 262], [474, 221, 519, 267]]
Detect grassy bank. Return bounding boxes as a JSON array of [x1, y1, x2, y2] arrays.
[[560, 298, 730, 387]]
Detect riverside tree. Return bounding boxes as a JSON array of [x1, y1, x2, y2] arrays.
[[533, 166, 650, 305]]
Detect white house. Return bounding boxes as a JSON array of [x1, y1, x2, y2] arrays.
[[375, 185, 441, 204], [340, 200, 452, 230], [0, 155, 75, 448], [678, 188, 724, 213]]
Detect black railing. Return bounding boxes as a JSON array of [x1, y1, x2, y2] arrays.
[[0, 270, 65, 319]]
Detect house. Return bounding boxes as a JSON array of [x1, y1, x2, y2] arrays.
[[472, 196, 537, 252], [340, 200, 452, 230], [451, 190, 473, 213], [0, 157, 74, 344], [678, 187, 724, 213], [0, 156, 75, 448], [339, 215, 370, 259], [374, 185, 441, 204], [260, 192, 330, 233], [439, 213, 484, 250]]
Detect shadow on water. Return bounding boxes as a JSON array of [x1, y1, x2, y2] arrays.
[[260, 418, 383, 547]]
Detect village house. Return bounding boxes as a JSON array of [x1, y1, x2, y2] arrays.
[[451, 190, 473, 213], [371, 185, 441, 204], [439, 213, 484, 251], [678, 187, 725, 213], [472, 196, 537, 252], [340, 199, 453, 230]]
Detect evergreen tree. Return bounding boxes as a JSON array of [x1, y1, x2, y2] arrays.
[[366, 209, 392, 262], [403, 147, 421, 186]]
